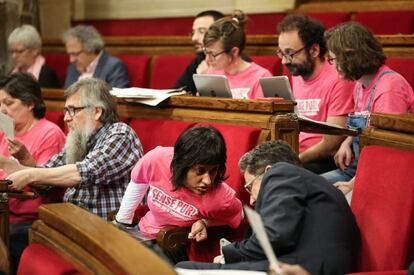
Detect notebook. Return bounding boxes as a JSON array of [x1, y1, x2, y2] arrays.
[[193, 74, 233, 98], [259, 76, 298, 113]]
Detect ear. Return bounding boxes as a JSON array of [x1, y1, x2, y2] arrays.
[[230, 47, 240, 57], [93, 106, 103, 122], [309, 43, 320, 59], [28, 103, 35, 111], [264, 165, 272, 173]]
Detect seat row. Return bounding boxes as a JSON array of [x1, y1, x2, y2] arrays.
[[44, 53, 414, 90]]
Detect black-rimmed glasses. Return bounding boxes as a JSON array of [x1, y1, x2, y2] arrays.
[[276, 46, 306, 62], [203, 47, 227, 60], [63, 105, 91, 117], [327, 57, 337, 65]]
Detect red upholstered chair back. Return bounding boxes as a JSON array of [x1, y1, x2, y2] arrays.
[[149, 55, 195, 89], [128, 118, 196, 153], [251, 55, 282, 76], [305, 12, 352, 29], [247, 13, 286, 34], [354, 11, 414, 34], [351, 145, 414, 272], [45, 111, 65, 132], [385, 57, 414, 88], [18, 243, 81, 275], [43, 53, 69, 87], [117, 54, 151, 87]]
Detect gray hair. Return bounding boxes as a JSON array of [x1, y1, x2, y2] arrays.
[[65, 78, 119, 124], [238, 140, 302, 176], [62, 25, 104, 53], [8, 24, 42, 51]]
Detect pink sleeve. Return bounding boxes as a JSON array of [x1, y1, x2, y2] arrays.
[[33, 127, 66, 165], [372, 91, 413, 113], [207, 183, 243, 228], [326, 79, 355, 117], [131, 147, 162, 184]]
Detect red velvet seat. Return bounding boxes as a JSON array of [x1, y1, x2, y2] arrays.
[[128, 118, 196, 153], [385, 57, 414, 88], [354, 11, 414, 34], [45, 111, 65, 132], [251, 55, 282, 76], [44, 53, 70, 88], [305, 12, 351, 29], [350, 145, 414, 273], [18, 243, 81, 275], [117, 54, 151, 87], [149, 55, 195, 89], [247, 13, 286, 34]]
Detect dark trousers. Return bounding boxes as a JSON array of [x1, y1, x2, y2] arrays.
[[9, 220, 33, 275]]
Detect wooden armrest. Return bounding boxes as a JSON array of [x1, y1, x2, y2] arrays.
[[8, 191, 36, 200], [156, 226, 190, 253]]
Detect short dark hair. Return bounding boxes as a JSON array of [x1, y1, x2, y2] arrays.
[[204, 9, 248, 53], [277, 14, 327, 59], [239, 140, 301, 176], [0, 72, 45, 118], [325, 22, 385, 80], [171, 125, 227, 189], [196, 10, 224, 21]]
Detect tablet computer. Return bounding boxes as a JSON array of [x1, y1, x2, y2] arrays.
[[193, 74, 233, 98], [259, 76, 294, 100]]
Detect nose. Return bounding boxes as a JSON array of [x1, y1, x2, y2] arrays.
[[69, 55, 77, 63], [249, 195, 256, 206], [0, 104, 7, 114], [201, 172, 212, 186], [281, 55, 291, 65], [63, 111, 72, 122]]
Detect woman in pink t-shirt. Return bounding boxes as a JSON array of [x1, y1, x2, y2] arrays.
[[115, 126, 243, 262], [322, 22, 414, 198], [200, 10, 271, 99]]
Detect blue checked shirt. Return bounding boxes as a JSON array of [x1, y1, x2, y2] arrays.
[[43, 122, 143, 219]]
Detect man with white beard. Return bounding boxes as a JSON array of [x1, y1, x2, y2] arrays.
[[2, 77, 143, 218]]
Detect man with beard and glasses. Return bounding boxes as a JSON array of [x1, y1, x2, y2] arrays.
[[277, 15, 355, 174]]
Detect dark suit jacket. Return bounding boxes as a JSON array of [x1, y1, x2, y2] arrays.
[[64, 52, 129, 88], [222, 162, 360, 274], [39, 64, 61, 88]]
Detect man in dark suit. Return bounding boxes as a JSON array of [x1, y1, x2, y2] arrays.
[[62, 25, 129, 88], [177, 140, 359, 274]]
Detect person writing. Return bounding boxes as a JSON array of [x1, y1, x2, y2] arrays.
[[115, 125, 243, 263], [321, 22, 414, 199], [201, 10, 272, 99]]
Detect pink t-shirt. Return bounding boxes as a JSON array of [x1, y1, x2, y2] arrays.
[[354, 65, 414, 113], [0, 118, 66, 223], [292, 60, 355, 152], [207, 62, 272, 99], [131, 146, 242, 238]]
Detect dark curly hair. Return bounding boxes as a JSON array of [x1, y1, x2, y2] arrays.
[[325, 22, 385, 81], [277, 14, 327, 60], [0, 72, 45, 118], [171, 125, 227, 190]]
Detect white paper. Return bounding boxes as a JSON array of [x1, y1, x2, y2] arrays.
[[175, 268, 267, 275], [244, 206, 282, 275], [0, 112, 14, 138], [111, 87, 186, 106]]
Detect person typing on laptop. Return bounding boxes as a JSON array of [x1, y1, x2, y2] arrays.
[[277, 15, 355, 174], [201, 10, 272, 99]]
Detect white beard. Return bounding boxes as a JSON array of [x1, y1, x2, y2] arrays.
[[64, 116, 96, 164]]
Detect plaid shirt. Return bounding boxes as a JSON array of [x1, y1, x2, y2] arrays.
[[43, 122, 143, 218]]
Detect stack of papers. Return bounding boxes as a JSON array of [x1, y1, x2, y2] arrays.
[[111, 87, 186, 106], [0, 112, 14, 138]]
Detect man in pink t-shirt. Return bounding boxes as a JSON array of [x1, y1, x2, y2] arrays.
[[277, 14, 354, 173]]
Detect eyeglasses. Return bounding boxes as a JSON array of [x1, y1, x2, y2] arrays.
[[244, 173, 264, 194], [9, 48, 27, 55], [63, 105, 91, 117], [276, 46, 306, 62], [327, 57, 337, 65], [66, 50, 84, 58], [203, 47, 227, 60]]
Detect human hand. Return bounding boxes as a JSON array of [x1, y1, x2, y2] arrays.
[[269, 262, 310, 275], [196, 60, 209, 74], [213, 254, 224, 263], [334, 180, 354, 195], [7, 170, 32, 191], [334, 138, 353, 171], [6, 138, 35, 166], [188, 219, 207, 242]]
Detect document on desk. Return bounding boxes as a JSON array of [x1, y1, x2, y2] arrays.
[[244, 206, 282, 275], [175, 268, 267, 275], [0, 112, 14, 138], [111, 87, 186, 106]]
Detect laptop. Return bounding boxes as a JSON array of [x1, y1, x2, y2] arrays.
[[193, 74, 233, 98], [259, 76, 298, 113]]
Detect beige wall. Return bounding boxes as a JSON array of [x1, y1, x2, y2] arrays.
[[72, 0, 296, 20]]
